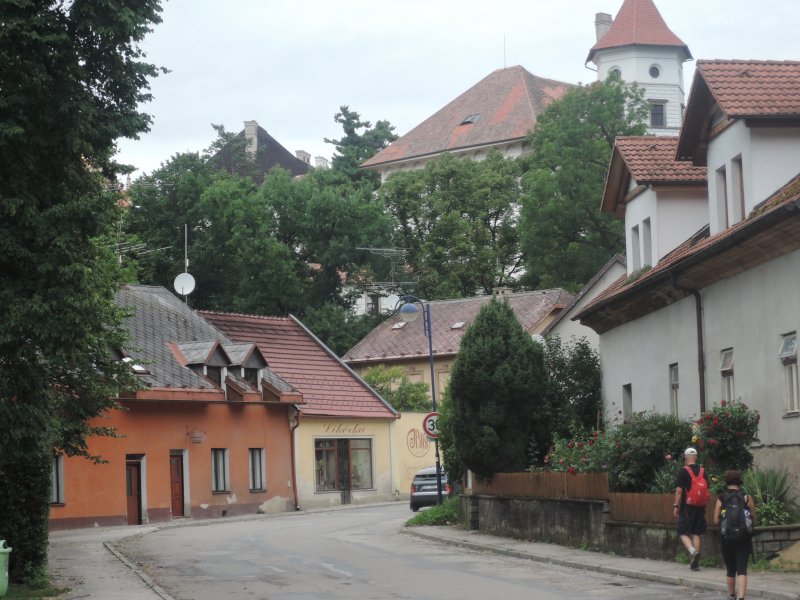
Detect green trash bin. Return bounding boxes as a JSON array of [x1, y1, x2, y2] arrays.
[[0, 540, 10, 598]]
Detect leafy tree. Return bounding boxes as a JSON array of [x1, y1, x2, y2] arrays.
[[0, 0, 162, 583], [520, 77, 648, 291], [299, 303, 387, 358], [380, 151, 523, 299], [362, 365, 430, 412], [324, 105, 397, 187], [542, 335, 602, 435], [448, 299, 549, 478]]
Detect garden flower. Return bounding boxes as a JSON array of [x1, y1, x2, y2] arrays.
[[692, 435, 697, 443], [665, 454, 672, 461], [721, 399, 726, 407], [567, 466, 576, 475]]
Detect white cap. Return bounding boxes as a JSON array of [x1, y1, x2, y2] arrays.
[[684, 447, 697, 455]]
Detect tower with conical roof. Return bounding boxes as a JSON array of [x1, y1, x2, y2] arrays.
[[587, 0, 692, 135]]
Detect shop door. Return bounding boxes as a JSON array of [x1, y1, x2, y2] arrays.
[[169, 453, 184, 517], [337, 439, 351, 505], [126, 461, 142, 525]]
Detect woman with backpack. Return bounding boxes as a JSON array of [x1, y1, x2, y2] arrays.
[[713, 469, 756, 600]]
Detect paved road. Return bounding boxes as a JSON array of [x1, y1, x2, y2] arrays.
[[115, 504, 725, 600]]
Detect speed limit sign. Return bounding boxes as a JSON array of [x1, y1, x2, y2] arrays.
[[422, 412, 441, 439]]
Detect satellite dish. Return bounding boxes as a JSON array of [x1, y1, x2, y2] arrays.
[[174, 272, 195, 296]]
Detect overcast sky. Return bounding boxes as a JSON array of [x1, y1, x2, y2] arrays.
[[116, 0, 798, 180]]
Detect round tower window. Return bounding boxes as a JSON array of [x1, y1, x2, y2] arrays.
[[609, 68, 622, 79], [649, 65, 661, 79]]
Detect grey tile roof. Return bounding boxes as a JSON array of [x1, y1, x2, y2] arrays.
[[116, 285, 293, 394], [222, 342, 257, 366]]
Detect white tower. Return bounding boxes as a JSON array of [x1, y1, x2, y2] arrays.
[[586, 0, 692, 136]]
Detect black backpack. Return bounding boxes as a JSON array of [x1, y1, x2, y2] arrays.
[[720, 490, 753, 543]]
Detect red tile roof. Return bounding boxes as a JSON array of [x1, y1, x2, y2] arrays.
[[201, 312, 397, 420], [601, 137, 707, 216], [678, 61, 800, 163], [343, 289, 573, 364], [617, 137, 707, 182], [696, 60, 800, 117], [361, 66, 572, 169], [587, 0, 690, 64], [577, 173, 800, 332]]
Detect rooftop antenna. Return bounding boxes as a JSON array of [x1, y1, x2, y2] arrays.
[[173, 224, 195, 302]]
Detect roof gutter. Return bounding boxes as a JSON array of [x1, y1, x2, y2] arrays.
[[671, 276, 706, 413]]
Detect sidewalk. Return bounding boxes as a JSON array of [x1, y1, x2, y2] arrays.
[[406, 525, 800, 600]]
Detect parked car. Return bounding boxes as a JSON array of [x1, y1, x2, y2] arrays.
[[410, 466, 453, 511]]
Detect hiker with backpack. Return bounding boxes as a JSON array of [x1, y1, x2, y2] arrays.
[[714, 469, 756, 600], [673, 446, 709, 571]]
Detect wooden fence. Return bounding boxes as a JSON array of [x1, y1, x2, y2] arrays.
[[471, 471, 610, 501], [471, 472, 714, 525]]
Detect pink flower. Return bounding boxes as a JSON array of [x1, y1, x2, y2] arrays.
[[665, 454, 672, 461], [558, 458, 565, 465]]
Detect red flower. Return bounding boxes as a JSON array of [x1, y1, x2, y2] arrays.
[[580, 457, 588, 463], [698, 438, 705, 449], [577, 442, 584, 450], [567, 442, 575, 449], [559, 458, 565, 465], [589, 439, 595, 446], [709, 439, 719, 446], [721, 399, 727, 407], [713, 417, 720, 426], [567, 466, 576, 475]]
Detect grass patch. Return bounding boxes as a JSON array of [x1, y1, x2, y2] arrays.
[[4, 582, 69, 599], [404, 497, 462, 527]]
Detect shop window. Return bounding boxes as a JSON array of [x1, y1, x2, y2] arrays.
[[314, 438, 373, 492]]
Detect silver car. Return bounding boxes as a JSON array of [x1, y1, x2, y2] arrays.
[[410, 466, 453, 511]]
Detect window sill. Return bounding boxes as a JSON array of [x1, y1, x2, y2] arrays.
[[50, 502, 65, 507], [211, 490, 231, 495], [783, 411, 800, 419], [249, 488, 267, 494]]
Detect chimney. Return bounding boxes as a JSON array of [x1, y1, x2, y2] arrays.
[[493, 287, 513, 297], [244, 120, 258, 156], [314, 156, 329, 170], [595, 12, 612, 41], [295, 150, 311, 165]]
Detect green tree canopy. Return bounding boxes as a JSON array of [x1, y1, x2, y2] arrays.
[[324, 105, 398, 187], [361, 365, 430, 412], [519, 77, 648, 291], [448, 299, 549, 478], [0, 0, 162, 583], [380, 151, 523, 299]]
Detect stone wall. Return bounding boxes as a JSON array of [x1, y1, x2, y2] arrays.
[[463, 494, 800, 562]]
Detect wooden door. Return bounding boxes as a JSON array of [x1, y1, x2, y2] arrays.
[[170, 454, 184, 517], [126, 461, 142, 525]]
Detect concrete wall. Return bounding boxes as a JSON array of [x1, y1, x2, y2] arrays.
[[463, 494, 800, 561]]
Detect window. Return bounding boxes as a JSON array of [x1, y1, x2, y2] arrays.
[[51, 454, 65, 504], [720, 349, 735, 404], [649, 102, 666, 128], [631, 225, 641, 271], [391, 321, 407, 330], [314, 438, 374, 492], [211, 448, 229, 492], [609, 67, 622, 79], [249, 448, 266, 491], [460, 114, 480, 125], [451, 322, 465, 329], [669, 364, 679, 416], [716, 166, 729, 229], [732, 156, 745, 223], [649, 65, 661, 79], [206, 366, 223, 386], [243, 367, 261, 388], [779, 333, 798, 414], [622, 384, 632, 418], [642, 218, 653, 267]]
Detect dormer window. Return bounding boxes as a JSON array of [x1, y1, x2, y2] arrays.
[[243, 367, 261, 387], [205, 366, 224, 386], [460, 114, 480, 125], [451, 322, 466, 330], [392, 321, 407, 330], [122, 357, 149, 375]]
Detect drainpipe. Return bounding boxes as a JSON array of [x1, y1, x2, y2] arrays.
[[289, 406, 302, 510], [671, 276, 707, 413]]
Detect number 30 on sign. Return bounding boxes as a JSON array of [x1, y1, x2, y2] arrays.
[[423, 412, 441, 439]]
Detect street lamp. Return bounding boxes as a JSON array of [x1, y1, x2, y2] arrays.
[[399, 295, 444, 505]]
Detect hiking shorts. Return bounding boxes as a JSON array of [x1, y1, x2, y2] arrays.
[[677, 505, 707, 536]]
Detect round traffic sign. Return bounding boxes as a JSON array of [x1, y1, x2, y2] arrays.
[[423, 411, 441, 439]]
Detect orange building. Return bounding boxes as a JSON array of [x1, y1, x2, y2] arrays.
[[49, 286, 301, 530]]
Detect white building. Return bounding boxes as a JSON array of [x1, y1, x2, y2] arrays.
[[587, 0, 692, 135], [577, 60, 800, 474]]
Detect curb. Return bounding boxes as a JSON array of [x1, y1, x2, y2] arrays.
[[103, 541, 176, 600], [404, 529, 799, 600]]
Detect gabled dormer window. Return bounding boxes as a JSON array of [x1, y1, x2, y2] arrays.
[[243, 367, 262, 388]]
